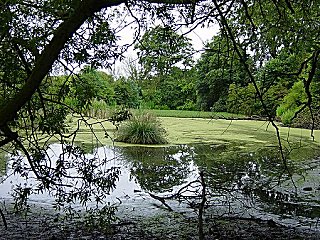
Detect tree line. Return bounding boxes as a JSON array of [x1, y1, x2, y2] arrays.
[[67, 25, 320, 130]]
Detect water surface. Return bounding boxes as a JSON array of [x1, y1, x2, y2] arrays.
[[1, 143, 320, 230]]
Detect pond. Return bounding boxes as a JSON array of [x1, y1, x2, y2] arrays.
[[1, 143, 320, 232]]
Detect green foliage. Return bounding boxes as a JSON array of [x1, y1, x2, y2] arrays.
[[227, 80, 288, 117], [83, 204, 118, 234], [227, 83, 258, 116], [177, 100, 197, 111], [132, 109, 244, 119], [1, 0, 320, 231], [156, 68, 197, 110], [291, 108, 320, 130], [108, 107, 132, 129], [155, 77, 185, 109], [210, 96, 227, 112], [256, 51, 301, 90], [113, 77, 140, 108], [46, 67, 115, 114], [38, 105, 68, 134], [276, 81, 307, 125], [135, 25, 193, 76], [277, 69, 320, 129], [93, 70, 116, 105], [134, 26, 197, 111], [116, 112, 167, 144], [85, 99, 109, 119], [195, 34, 250, 111], [71, 77, 97, 109], [139, 68, 197, 110], [233, 0, 319, 65], [69, 67, 115, 110]]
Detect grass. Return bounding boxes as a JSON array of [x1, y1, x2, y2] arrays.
[[132, 109, 246, 119], [115, 113, 167, 144], [65, 113, 319, 156]]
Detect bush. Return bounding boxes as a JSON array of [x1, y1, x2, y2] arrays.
[[211, 97, 227, 112], [276, 81, 307, 125], [113, 78, 141, 108], [227, 83, 287, 117], [140, 100, 156, 109], [115, 113, 167, 144], [177, 100, 197, 111], [227, 83, 258, 116], [291, 108, 320, 130]]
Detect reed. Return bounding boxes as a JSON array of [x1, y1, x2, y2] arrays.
[[115, 112, 167, 144]]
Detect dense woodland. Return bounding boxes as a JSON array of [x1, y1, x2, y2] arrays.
[[58, 24, 320, 130]]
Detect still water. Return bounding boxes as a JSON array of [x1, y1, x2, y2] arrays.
[[0, 143, 320, 230]]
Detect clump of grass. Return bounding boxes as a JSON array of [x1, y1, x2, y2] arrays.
[[115, 113, 167, 144]]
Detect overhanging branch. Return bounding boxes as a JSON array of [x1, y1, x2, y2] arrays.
[[0, 0, 203, 130], [0, 0, 124, 128]]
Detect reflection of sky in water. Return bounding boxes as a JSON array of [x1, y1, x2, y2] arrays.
[[0, 144, 199, 204], [0, 144, 320, 230], [0, 145, 140, 203]]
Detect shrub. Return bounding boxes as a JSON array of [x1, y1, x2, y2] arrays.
[[227, 83, 258, 116], [115, 113, 167, 144], [291, 108, 320, 130], [113, 77, 141, 108], [227, 83, 287, 117], [210, 97, 227, 112], [177, 100, 197, 111], [276, 81, 307, 125], [140, 100, 156, 109]]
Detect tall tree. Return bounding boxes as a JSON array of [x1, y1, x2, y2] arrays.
[[196, 33, 251, 111], [135, 25, 194, 77], [210, 0, 319, 170]]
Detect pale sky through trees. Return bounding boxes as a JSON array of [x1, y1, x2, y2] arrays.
[[110, 23, 219, 76]]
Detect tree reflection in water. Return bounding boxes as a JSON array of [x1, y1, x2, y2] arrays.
[[118, 145, 193, 193], [118, 143, 320, 228], [1, 142, 320, 230]]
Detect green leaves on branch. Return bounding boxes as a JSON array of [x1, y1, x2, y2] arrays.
[[195, 34, 251, 111], [135, 25, 194, 76]]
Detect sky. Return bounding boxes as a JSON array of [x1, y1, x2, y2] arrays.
[[109, 23, 220, 76]]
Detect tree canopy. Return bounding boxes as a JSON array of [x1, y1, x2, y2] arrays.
[[135, 25, 194, 76], [195, 33, 251, 111]]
